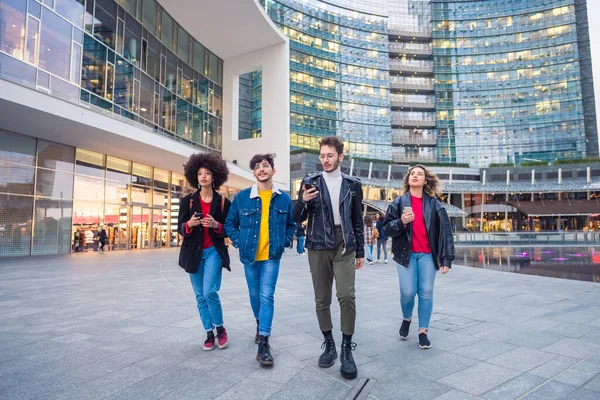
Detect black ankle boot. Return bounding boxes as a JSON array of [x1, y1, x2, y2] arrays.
[[340, 334, 357, 379], [255, 320, 259, 344], [257, 335, 274, 366], [318, 331, 337, 368]]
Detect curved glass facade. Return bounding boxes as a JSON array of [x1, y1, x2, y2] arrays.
[[261, 0, 392, 160], [433, 0, 594, 167], [0, 0, 224, 151]]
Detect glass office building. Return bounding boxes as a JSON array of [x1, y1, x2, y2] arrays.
[[261, 0, 392, 160], [433, 0, 598, 167], [0, 0, 224, 151]]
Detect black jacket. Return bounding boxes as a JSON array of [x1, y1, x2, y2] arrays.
[[178, 191, 231, 273], [293, 172, 364, 258], [381, 192, 454, 269], [295, 223, 306, 237]]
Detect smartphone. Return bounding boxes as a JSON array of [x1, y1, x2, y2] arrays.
[[193, 212, 204, 219], [403, 206, 412, 214], [304, 183, 315, 191]]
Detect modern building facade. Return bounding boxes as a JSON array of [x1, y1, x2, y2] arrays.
[[265, 0, 597, 170], [0, 0, 290, 257]]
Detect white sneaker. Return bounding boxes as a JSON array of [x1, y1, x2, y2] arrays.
[[369, 261, 373, 265], [384, 259, 388, 264]]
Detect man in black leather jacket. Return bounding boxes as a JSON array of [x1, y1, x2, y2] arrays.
[[293, 136, 364, 380]]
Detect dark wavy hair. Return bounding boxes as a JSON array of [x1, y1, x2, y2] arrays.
[[249, 153, 276, 170], [319, 136, 344, 155], [183, 152, 229, 191], [401, 164, 440, 197]]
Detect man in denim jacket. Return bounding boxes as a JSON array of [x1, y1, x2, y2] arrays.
[[225, 153, 295, 366]]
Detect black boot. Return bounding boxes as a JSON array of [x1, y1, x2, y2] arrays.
[[318, 330, 337, 368], [255, 320, 259, 344], [340, 334, 357, 379], [257, 335, 274, 366]]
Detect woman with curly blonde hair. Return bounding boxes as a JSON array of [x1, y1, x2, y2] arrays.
[[381, 164, 455, 349]]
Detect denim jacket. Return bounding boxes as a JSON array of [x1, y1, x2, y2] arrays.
[[224, 183, 296, 266]]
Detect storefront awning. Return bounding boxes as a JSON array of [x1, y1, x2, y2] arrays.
[[507, 200, 600, 216]]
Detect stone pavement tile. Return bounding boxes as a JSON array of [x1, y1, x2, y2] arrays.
[[487, 348, 558, 372], [268, 367, 352, 400], [170, 317, 201, 329], [51, 332, 94, 343], [433, 389, 482, 400], [269, 332, 322, 350], [450, 340, 517, 361], [553, 360, 600, 387], [215, 377, 283, 400], [203, 357, 263, 384], [482, 374, 546, 400], [521, 381, 577, 400], [543, 323, 595, 339], [427, 330, 476, 352], [437, 363, 521, 396], [542, 338, 600, 359], [125, 326, 188, 343], [472, 326, 524, 342], [583, 373, 600, 392], [529, 355, 579, 378], [513, 318, 563, 332], [159, 376, 233, 400], [570, 388, 600, 399], [0, 339, 66, 363], [0, 357, 39, 377], [247, 364, 303, 385], [119, 325, 157, 335], [111, 365, 198, 399], [409, 352, 479, 381], [505, 331, 563, 350], [370, 373, 452, 400]]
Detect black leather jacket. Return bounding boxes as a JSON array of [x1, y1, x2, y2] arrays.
[[293, 172, 364, 258], [381, 192, 455, 269]]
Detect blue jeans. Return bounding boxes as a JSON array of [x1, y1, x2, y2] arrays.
[[244, 260, 280, 337], [297, 236, 305, 254], [189, 246, 224, 331], [365, 244, 374, 261], [397, 253, 437, 330]]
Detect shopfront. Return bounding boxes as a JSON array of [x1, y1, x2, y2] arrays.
[[0, 129, 235, 257]]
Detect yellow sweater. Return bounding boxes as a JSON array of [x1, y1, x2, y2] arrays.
[[256, 190, 271, 261]]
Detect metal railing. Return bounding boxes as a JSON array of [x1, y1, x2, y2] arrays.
[[389, 43, 433, 55], [388, 26, 432, 38], [390, 99, 435, 109], [391, 117, 436, 127], [390, 81, 435, 91], [392, 133, 436, 145], [392, 154, 437, 163], [389, 60, 434, 73], [454, 231, 600, 247]]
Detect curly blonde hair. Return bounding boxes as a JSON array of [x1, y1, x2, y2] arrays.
[[401, 164, 440, 197]]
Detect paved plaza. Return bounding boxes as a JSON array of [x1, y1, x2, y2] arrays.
[[1, 249, 600, 400]]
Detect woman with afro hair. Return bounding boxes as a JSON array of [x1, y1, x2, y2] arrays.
[[178, 152, 232, 351]]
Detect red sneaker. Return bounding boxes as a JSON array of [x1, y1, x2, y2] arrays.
[[203, 336, 215, 351], [217, 328, 229, 349]]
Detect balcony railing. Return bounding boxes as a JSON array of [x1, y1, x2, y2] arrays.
[[389, 43, 432, 56], [391, 117, 436, 127], [390, 81, 435, 91], [390, 99, 435, 109], [389, 60, 434, 73], [392, 153, 438, 163], [454, 231, 600, 247], [388, 25, 432, 39], [392, 133, 437, 145]]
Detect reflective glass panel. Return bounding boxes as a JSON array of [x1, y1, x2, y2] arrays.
[[104, 203, 128, 250], [105, 180, 128, 203], [76, 148, 105, 177], [106, 156, 130, 179], [37, 139, 75, 172], [55, 0, 84, 28], [72, 200, 102, 251], [93, 0, 116, 49], [0, 130, 36, 165], [132, 163, 152, 186], [153, 168, 169, 190], [74, 175, 105, 200], [142, 0, 156, 35], [0, 194, 33, 256], [35, 169, 74, 198], [139, 73, 153, 121], [25, 16, 39, 64], [39, 8, 72, 81], [123, 13, 141, 65], [114, 56, 134, 109], [32, 198, 73, 255], [0, 0, 26, 59], [131, 185, 150, 204], [0, 161, 35, 195]]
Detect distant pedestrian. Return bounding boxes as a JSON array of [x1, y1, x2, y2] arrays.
[[364, 215, 375, 265], [296, 222, 306, 255], [178, 152, 231, 352], [375, 213, 388, 263], [98, 225, 107, 252], [382, 164, 455, 349]]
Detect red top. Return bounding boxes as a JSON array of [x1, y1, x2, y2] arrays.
[[185, 198, 223, 249], [410, 196, 431, 253]]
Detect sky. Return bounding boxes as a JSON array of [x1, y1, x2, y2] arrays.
[[588, 4, 600, 154]]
